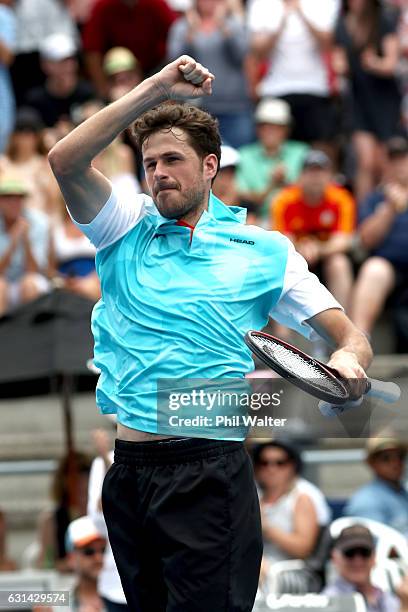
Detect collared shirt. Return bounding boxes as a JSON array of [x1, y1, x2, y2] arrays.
[[74, 188, 340, 438], [322, 577, 400, 612], [346, 477, 408, 537]]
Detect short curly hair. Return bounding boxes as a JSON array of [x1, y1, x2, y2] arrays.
[[132, 102, 221, 173]]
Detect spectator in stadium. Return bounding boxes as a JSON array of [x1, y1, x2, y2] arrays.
[[1, 107, 59, 218], [253, 440, 331, 591], [0, 174, 50, 318], [322, 524, 400, 611], [36, 452, 93, 571], [236, 98, 308, 221], [25, 33, 94, 129], [66, 516, 107, 612], [248, 0, 339, 149], [9, 0, 78, 105], [167, 0, 253, 148], [212, 144, 260, 224], [82, 0, 176, 98], [0, 0, 16, 156], [88, 428, 130, 611], [0, 510, 16, 571], [333, 0, 401, 203], [345, 437, 408, 536], [272, 150, 356, 311], [349, 137, 408, 336], [103, 47, 143, 102]]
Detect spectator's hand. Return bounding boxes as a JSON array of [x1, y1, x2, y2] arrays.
[[296, 237, 321, 267], [214, 1, 229, 26], [9, 217, 29, 244], [185, 8, 201, 32], [153, 56, 214, 100], [361, 47, 380, 73], [384, 183, 408, 213], [270, 163, 287, 187], [285, 0, 300, 12]]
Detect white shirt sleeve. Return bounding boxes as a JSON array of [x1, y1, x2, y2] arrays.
[[303, 0, 339, 32], [247, 0, 284, 33], [68, 187, 154, 252], [269, 241, 343, 340]]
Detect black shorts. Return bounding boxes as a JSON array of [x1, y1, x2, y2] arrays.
[[280, 94, 337, 144], [102, 437, 263, 612]]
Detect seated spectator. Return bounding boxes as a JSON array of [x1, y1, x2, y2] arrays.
[[0, 174, 50, 317], [0, 509, 16, 571], [253, 440, 331, 591], [350, 137, 408, 336], [333, 0, 401, 203], [248, 0, 339, 150], [103, 47, 143, 102], [1, 107, 59, 218], [213, 144, 260, 225], [66, 516, 107, 611], [236, 98, 308, 221], [25, 33, 94, 128], [167, 0, 253, 148], [272, 150, 355, 310], [322, 524, 400, 611], [82, 0, 176, 98], [36, 452, 93, 571], [345, 437, 408, 536], [50, 198, 100, 303], [0, 0, 16, 155]]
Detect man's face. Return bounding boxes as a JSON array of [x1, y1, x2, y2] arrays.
[[256, 123, 288, 150], [332, 547, 375, 587], [73, 538, 106, 581], [42, 57, 77, 80], [142, 128, 218, 220], [369, 449, 406, 484], [299, 167, 331, 202], [0, 195, 24, 224], [256, 447, 296, 490]]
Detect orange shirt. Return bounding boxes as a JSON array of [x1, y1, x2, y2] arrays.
[[271, 184, 355, 241]]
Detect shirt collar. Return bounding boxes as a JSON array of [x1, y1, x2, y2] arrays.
[[153, 190, 247, 229]]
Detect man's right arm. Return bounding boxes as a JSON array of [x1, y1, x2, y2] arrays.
[[48, 55, 214, 224]]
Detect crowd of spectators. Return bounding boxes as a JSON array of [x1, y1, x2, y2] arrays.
[[0, 0, 407, 347]]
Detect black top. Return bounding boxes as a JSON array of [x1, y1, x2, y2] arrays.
[[25, 79, 95, 127]]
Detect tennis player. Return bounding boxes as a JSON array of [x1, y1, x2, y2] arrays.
[[49, 55, 372, 612]]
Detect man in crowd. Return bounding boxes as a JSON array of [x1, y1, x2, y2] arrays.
[[323, 524, 400, 611], [350, 137, 408, 336], [0, 174, 50, 317], [236, 98, 308, 220], [346, 437, 408, 536], [272, 150, 355, 311], [25, 33, 94, 128], [103, 46, 142, 102], [66, 515, 107, 611]]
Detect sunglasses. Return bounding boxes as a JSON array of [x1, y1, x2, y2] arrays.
[[79, 545, 106, 557], [259, 458, 290, 468], [342, 547, 373, 559]]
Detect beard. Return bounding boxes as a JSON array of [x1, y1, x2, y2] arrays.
[[153, 181, 206, 220]]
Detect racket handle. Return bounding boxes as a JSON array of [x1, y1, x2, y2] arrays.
[[366, 378, 401, 404], [319, 398, 363, 418]]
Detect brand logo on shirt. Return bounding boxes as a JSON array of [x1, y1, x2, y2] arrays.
[[229, 238, 255, 246]]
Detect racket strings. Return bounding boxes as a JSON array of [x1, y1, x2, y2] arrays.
[[253, 335, 346, 397]]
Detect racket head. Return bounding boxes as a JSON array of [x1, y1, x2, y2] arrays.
[[245, 330, 350, 405]]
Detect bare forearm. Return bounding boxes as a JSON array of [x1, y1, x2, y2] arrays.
[[0, 40, 13, 66], [23, 239, 40, 274], [48, 78, 165, 175], [359, 202, 397, 250], [0, 241, 18, 274], [263, 525, 313, 558]]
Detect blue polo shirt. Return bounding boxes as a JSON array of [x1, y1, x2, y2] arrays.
[[73, 187, 340, 438]]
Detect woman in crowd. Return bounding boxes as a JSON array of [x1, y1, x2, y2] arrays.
[[167, 0, 254, 148], [334, 0, 401, 202]]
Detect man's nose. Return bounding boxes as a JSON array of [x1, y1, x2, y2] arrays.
[[153, 161, 169, 180]]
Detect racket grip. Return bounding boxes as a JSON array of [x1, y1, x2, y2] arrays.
[[366, 378, 401, 404], [319, 397, 363, 418]]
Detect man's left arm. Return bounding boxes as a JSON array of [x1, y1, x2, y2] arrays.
[[307, 308, 373, 398]]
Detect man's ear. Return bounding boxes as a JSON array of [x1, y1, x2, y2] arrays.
[[203, 154, 219, 182]]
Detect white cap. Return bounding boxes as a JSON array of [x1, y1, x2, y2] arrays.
[[39, 33, 77, 62], [219, 145, 240, 170], [255, 98, 291, 125], [66, 516, 105, 551]]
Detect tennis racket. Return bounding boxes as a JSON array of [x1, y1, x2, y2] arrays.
[[245, 330, 401, 407]]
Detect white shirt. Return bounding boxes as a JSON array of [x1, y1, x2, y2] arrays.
[[248, 0, 339, 97]]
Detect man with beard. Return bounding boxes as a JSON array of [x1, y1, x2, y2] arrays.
[[49, 55, 372, 612]]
